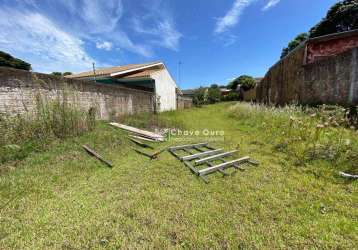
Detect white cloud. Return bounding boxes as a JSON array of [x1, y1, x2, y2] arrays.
[[214, 0, 255, 34], [155, 20, 182, 51], [96, 41, 113, 51], [79, 0, 124, 34], [220, 34, 239, 47], [132, 18, 182, 51], [58, 0, 173, 57], [1, 0, 182, 68], [262, 0, 281, 11], [110, 30, 153, 58], [0, 9, 96, 73]]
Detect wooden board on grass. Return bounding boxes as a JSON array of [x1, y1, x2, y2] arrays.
[[110, 123, 164, 141]]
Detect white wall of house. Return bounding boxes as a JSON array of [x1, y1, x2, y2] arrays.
[[150, 68, 177, 112]]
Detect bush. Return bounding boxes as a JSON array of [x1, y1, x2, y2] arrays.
[[0, 90, 96, 164], [229, 103, 358, 169], [207, 87, 221, 104], [192, 87, 208, 107], [221, 92, 241, 102]]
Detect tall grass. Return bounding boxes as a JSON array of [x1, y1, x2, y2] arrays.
[[0, 90, 96, 164], [229, 103, 358, 174], [116, 110, 186, 131]]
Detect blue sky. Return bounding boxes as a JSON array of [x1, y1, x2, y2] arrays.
[[0, 0, 338, 89]]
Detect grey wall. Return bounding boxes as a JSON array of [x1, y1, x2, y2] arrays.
[[177, 96, 193, 110], [0, 67, 155, 119], [257, 47, 358, 107]]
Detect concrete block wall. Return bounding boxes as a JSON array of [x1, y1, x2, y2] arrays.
[[177, 96, 193, 110], [257, 46, 358, 107], [0, 67, 155, 119]]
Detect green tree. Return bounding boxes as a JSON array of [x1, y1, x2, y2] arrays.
[[0, 51, 31, 70], [207, 87, 221, 104], [193, 87, 208, 106], [310, 0, 358, 38], [221, 92, 241, 102], [228, 75, 256, 91], [51, 72, 73, 77], [210, 84, 219, 89], [280, 33, 308, 59], [51, 72, 63, 76]]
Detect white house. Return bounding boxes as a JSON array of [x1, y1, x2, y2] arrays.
[[66, 61, 180, 112]]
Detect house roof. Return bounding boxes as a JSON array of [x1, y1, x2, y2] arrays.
[[66, 61, 163, 79], [182, 89, 196, 95], [121, 69, 157, 79], [219, 88, 231, 92]]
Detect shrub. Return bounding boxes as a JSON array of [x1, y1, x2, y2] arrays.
[[221, 92, 241, 102], [192, 87, 208, 107], [207, 87, 221, 104], [229, 103, 358, 169], [0, 90, 96, 164]]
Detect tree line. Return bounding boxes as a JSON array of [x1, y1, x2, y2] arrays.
[[281, 0, 358, 58], [192, 75, 257, 106]]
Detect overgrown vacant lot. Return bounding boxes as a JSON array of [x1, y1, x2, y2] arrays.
[[0, 102, 357, 249]]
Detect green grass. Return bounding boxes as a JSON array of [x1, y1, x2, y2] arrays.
[[0, 102, 357, 249]]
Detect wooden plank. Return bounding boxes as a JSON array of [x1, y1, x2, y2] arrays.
[[151, 147, 169, 159], [181, 149, 224, 161], [208, 162, 228, 176], [339, 172, 358, 179], [233, 162, 245, 171], [128, 133, 163, 141], [249, 159, 260, 166], [183, 148, 193, 155], [110, 123, 164, 141], [133, 146, 168, 160], [83, 145, 113, 168], [193, 146, 205, 152], [218, 168, 229, 176], [129, 138, 154, 149], [128, 135, 157, 142], [198, 157, 250, 176], [195, 150, 239, 165], [133, 148, 154, 159], [200, 175, 209, 183], [183, 161, 199, 175], [168, 149, 181, 160], [169, 142, 208, 151]]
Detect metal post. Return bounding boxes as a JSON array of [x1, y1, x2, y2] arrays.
[[92, 62, 97, 83], [178, 61, 182, 87]]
